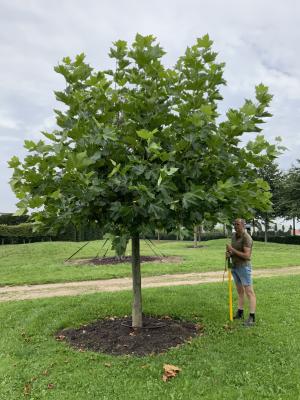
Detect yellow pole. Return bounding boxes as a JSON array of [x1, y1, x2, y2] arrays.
[[228, 267, 233, 322]]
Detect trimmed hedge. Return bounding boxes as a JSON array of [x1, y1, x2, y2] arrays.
[[0, 223, 50, 244], [253, 235, 300, 245], [148, 232, 226, 241], [0, 214, 28, 225], [0, 221, 104, 244]]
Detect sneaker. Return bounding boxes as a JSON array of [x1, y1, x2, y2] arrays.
[[233, 310, 244, 320], [243, 316, 255, 327]]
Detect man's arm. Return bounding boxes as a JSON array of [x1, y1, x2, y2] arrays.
[[226, 244, 251, 260]]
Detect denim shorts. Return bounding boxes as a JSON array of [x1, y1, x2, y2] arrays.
[[231, 264, 252, 286]]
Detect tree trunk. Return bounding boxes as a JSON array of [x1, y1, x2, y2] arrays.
[[223, 224, 227, 237], [293, 217, 296, 236], [264, 216, 268, 243], [198, 224, 202, 242], [252, 219, 255, 235], [131, 235, 142, 328], [193, 226, 197, 248]]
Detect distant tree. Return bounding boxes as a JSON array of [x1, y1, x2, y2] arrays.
[[254, 159, 284, 242], [10, 34, 277, 327], [280, 162, 300, 234]]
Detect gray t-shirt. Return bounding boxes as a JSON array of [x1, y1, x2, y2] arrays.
[[231, 231, 253, 267]]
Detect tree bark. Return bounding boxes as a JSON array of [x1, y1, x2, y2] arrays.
[[131, 235, 142, 328], [223, 224, 226, 237], [264, 216, 268, 243], [193, 226, 197, 248], [293, 217, 296, 236], [198, 224, 202, 242]]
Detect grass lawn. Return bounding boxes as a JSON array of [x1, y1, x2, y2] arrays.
[[1, 275, 300, 399], [1, 239, 300, 286]]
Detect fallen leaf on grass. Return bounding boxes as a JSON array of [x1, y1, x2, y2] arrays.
[[223, 323, 233, 331], [42, 370, 49, 376], [104, 363, 112, 368], [21, 332, 32, 342], [162, 364, 181, 382], [47, 383, 55, 390], [195, 323, 205, 331], [55, 335, 66, 341], [23, 383, 32, 396]]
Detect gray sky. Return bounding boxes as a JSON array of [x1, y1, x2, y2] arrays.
[[1, 0, 300, 216]]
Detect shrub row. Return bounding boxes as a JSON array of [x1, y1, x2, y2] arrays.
[[253, 235, 300, 245], [0, 222, 104, 244], [0, 214, 28, 225], [148, 232, 226, 241]]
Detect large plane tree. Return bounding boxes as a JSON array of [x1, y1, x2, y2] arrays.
[[10, 34, 277, 327]]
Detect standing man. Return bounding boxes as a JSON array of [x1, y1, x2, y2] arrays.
[[226, 218, 256, 327]]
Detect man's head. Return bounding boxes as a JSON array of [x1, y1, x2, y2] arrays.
[[234, 218, 245, 235]]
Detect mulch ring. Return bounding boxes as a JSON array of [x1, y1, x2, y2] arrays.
[[56, 316, 204, 356], [66, 256, 182, 266]]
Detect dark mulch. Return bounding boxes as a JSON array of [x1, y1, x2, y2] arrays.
[[66, 255, 182, 266], [91, 256, 163, 265], [56, 316, 204, 356]]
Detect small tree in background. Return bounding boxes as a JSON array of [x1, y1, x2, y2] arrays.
[[254, 159, 284, 242], [280, 162, 300, 234], [10, 34, 278, 327]]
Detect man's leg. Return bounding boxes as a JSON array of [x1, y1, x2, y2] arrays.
[[244, 285, 256, 314], [231, 269, 245, 318], [236, 284, 245, 310], [244, 285, 256, 326], [233, 283, 245, 319]]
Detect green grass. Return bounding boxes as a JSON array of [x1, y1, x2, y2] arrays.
[[1, 239, 300, 286], [1, 275, 300, 399]]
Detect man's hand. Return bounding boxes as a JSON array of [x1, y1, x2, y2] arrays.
[[225, 244, 233, 259], [226, 244, 233, 253], [225, 251, 231, 259]]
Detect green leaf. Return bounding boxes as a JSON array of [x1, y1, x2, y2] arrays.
[[137, 129, 156, 140], [14, 208, 27, 216], [200, 104, 213, 116], [157, 174, 162, 186], [49, 190, 61, 200], [41, 131, 56, 141], [103, 127, 117, 141], [255, 84, 273, 105], [240, 100, 257, 116], [108, 163, 121, 177], [8, 156, 20, 168], [165, 167, 179, 176], [196, 34, 213, 48], [149, 203, 164, 219], [147, 142, 162, 152], [24, 140, 37, 151]]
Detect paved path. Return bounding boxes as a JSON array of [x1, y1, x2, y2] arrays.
[[1, 266, 300, 302]]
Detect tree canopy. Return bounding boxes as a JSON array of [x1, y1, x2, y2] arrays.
[[281, 162, 300, 221], [10, 34, 277, 233], [9, 34, 279, 326]]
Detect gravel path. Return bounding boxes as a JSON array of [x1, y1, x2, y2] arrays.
[[1, 266, 300, 302]]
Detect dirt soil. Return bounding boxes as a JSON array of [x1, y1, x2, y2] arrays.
[[66, 255, 182, 266], [2, 266, 300, 302], [56, 316, 204, 356]]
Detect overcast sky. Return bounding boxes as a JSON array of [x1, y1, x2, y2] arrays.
[[1, 0, 300, 221]]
